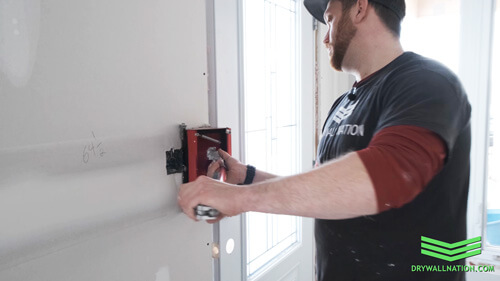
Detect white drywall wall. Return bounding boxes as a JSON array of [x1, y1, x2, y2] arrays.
[[0, 0, 213, 280]]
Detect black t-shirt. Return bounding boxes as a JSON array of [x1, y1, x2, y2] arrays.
[[316, 52, 471, 281]]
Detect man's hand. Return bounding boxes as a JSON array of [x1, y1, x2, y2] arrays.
[[178, 152, 377, 222], [207, 149, 247, 185], [177, 176, 247, 223]]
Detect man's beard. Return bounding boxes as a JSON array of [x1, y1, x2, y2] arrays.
[[330, 11, 357, 71]]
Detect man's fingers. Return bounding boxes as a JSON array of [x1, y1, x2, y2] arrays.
[[178, 181, 204, 221], [177, 176, 232, 223], [206, 215, 225, 224], [218, 149, 231, 161], [207, 161, 221, 177], [178, 198, 197, 221], [178, 194, 197, 221], [186, 201, 200, 221]]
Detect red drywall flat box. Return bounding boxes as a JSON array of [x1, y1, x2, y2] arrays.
[[183, 127, 231, 183]]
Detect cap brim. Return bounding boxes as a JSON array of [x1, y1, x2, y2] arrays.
[[304, 0, 330, 24]]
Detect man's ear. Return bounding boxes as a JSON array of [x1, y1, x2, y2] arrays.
[[353, 0, 369, 24]]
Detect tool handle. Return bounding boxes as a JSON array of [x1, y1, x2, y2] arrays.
[[195, 204, 220, 220], [212, 167, 227, 182], [195, 166, 226, 220]]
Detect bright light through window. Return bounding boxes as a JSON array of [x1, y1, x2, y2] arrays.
[[242, 0, 301, 277], [486, 0, 500, 247], [401, 0, 461, 74]]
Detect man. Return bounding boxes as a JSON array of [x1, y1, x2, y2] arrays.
[[178, 0, 471, 280]]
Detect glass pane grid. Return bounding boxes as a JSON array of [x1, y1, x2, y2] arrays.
[[242, 0, 301, 277], [486, 0, 500, 247], [247, 230, 299, 277], [265, 0, 296, 13], [247, 215, 299, 264], [248, 232, 298, 265]]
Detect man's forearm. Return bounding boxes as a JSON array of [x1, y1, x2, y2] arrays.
[[253, 168, 278, 183], [240, 152, 378, 220]]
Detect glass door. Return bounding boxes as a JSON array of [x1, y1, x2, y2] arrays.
[[241, 0, 314, 280], [485, 0, 500, 247]]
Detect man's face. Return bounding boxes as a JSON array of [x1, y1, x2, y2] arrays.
[[323, 1, 357, 71]]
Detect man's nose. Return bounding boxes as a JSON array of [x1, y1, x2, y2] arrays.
[[323, 30, 330, 45]]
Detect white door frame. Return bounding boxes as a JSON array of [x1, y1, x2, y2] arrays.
[[207, 0, 316, 280], [462, 0, 500, 265]]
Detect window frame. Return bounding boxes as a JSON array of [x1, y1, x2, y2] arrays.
[[208, 0, 315, 280], [240, 1, 303, 277], [463, 0, 500, 268]]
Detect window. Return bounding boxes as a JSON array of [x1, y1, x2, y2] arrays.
[[486, 0, 500, 247], [401, 0, 461, 74], [241, 0, 301, 278]]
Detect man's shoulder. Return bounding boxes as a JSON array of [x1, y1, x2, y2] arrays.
[[371, 52, 466, 103], [388, 52, 459, 85], [371, 52, 470, 115]]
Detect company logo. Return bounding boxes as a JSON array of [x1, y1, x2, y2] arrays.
[[420, 236, 482, 262], [333, 101, 359, 124], [337, 124, 364, 137]]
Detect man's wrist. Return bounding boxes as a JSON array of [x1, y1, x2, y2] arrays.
[[238, 164, 256, 185], [243, 165, 256, 185]]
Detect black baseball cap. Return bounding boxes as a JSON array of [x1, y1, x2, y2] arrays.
[[304, 0, 405, 24]]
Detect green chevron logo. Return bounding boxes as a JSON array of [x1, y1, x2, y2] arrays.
[[421, 236, 482, 262]]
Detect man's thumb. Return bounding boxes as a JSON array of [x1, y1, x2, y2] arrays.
[[218, 149, 231, 160]]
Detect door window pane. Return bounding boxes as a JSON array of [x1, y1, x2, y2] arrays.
[[486, 0, 500, 247], [242, 0, 301, 277]]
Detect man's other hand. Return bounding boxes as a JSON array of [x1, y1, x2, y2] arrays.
[[207, 149, 247, 185], [177, 176, 247, 223]]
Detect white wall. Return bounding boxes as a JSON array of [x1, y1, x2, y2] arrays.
[[0, 0, 214, 280]]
